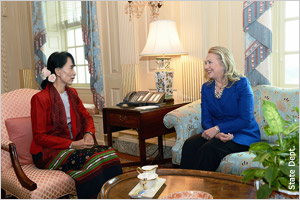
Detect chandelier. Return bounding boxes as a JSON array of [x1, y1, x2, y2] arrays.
[[125, 1, 163, 21]]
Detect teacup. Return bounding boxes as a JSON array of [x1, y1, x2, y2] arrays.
[[137, 165, 158, 174], [137, 173, 158, 190]]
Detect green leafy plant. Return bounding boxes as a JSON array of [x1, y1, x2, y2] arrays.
[[242, 100, 299, 199]]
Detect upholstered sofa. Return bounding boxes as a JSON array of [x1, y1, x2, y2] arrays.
[[163, 85, 299, 176]]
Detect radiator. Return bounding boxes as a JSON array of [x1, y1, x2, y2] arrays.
[[182, 58, 206, 102], [121, 64, 140, 97]]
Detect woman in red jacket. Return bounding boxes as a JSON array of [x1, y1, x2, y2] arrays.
[[30, 52, 122, 199]]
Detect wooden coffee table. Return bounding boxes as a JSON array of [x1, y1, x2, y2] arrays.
[[99, 168, 256, 199]]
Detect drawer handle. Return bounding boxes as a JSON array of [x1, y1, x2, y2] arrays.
[[119, 115, 127, 121]]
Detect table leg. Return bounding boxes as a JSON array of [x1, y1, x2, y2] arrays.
[[158, 135, 164, 161], [138, 134, 147, 166], [107, 126, 112, 147]]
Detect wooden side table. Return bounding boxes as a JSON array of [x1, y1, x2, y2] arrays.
[[102, 102, 189, 166]]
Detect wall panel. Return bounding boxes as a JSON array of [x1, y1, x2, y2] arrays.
[[230, 2, 244, 73], [97, 2, 123, 106], [218, 1, 230, 49], [107, 2, 121, 74], [111, 88, 121, 106], [204, 1, 219, 50], [117, 1, 136, 65], [1, 1, 8, 93], [1, 2, 35, 93]]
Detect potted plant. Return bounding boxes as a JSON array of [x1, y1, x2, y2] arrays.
[[242, 100, 299, 199]]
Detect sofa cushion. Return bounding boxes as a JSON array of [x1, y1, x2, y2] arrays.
[[216, 151, 262, 176], [5, 117, 33, 165], [252, 85, 299, 143]]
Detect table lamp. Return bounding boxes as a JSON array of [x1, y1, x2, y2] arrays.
[[140, 20, 188, 101]]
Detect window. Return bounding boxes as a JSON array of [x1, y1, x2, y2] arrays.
[[44, 1, 89, 87], [66, 27, 90, 86], [273, 1, 299, 87]]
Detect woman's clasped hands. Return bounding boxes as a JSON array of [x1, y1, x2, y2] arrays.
[[201, 126, 219, 140], [215, 133, 234, 142], [201, 126, 234, 142], [71, 133, 94, 150]]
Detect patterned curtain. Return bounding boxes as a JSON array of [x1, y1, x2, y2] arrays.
[[32, 1, 47, 87], [243, 1, 274, 86], [81, 2, 105, 110]]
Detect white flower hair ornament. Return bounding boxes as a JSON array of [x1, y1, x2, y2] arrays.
[[41, 68, 56, 83], [48, 74, 56, 82]]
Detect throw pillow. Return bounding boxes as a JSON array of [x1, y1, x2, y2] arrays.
[[5, 117, 33, 165]]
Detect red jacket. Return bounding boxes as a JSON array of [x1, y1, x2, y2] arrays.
[[30, 85, 95, 156]]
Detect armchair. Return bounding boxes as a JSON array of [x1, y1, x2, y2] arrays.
[[163, 85, 299, 176], [1, 89, 76, 198]]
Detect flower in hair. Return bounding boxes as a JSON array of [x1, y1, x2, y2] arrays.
[[40, 67, 56, 82], [41, 68, 51, 80], [48, 74, 56, 83]]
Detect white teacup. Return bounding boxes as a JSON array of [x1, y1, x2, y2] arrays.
[[137, 173, 158, 190], [137, 165, 158, 174]]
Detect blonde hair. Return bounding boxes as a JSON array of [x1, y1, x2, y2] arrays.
[[207, 46, 243, 88]]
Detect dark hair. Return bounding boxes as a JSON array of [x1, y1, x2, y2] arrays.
[[41, 51, 75, 89]]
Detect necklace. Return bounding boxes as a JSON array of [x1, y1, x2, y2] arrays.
[[214, 85, 224, 99]]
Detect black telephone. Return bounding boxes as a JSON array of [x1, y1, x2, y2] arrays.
[[118, 91, 165, 106]]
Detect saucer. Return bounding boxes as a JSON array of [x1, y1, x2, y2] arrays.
[[129, 177, 166, 199]]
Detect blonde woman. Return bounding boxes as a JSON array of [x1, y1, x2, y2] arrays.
[[180, 46, 260, 171]]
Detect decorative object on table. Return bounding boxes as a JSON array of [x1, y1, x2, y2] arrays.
[[125, 1, 163, 21], [129, 177, 166, 199], [137, 165, 158, 174], [242, 100, 299, 199], [140, 20, 188, 101], [129, 165, 166, 199], [161, 190, 213, 199], [137, 173, 158, 190]]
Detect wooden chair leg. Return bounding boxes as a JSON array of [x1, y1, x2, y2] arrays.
[[1, 188, 6, 199]]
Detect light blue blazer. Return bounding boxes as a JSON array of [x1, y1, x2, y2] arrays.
[[201, 77, 260, 146]]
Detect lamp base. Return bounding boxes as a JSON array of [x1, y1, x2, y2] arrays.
[[156, 57, 171, 69], [155, 69, 174, 99]]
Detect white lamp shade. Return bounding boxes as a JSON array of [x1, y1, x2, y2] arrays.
[[140, 20, 188, 56]]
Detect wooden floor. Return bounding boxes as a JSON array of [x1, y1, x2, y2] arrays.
[[116, 150, 175, 171], [116, 151, 140, 163]]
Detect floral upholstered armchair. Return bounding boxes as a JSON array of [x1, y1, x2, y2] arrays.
[[1, 89, 76, 198], [163, 85, 299, 176]]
